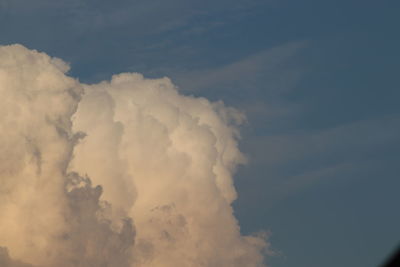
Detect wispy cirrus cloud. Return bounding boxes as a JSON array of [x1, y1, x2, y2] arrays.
[[172, 41, 308, 94]]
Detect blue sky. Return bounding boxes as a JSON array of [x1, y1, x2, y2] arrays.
[[1, 0, 399, 266]]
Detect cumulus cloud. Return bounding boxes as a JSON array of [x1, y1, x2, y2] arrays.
[[0, 44, 267, 266]]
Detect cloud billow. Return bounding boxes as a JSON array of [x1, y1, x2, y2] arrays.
[[0, 44, 267, 267]]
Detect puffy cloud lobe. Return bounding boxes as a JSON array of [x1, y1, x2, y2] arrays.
[[0, 44, 82, 265], [0, 44, 134, 267], [0, 44, 267, 266]]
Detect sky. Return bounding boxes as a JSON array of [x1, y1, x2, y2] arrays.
[[0, 0, 399, 266]]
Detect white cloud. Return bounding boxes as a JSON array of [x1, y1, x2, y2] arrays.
[[0, 44, 268, 266]]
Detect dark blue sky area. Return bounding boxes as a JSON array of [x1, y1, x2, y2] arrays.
[[1, 1, 399, 266]]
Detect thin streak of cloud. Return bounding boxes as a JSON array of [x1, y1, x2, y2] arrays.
[[172, 41, 308, 93]]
